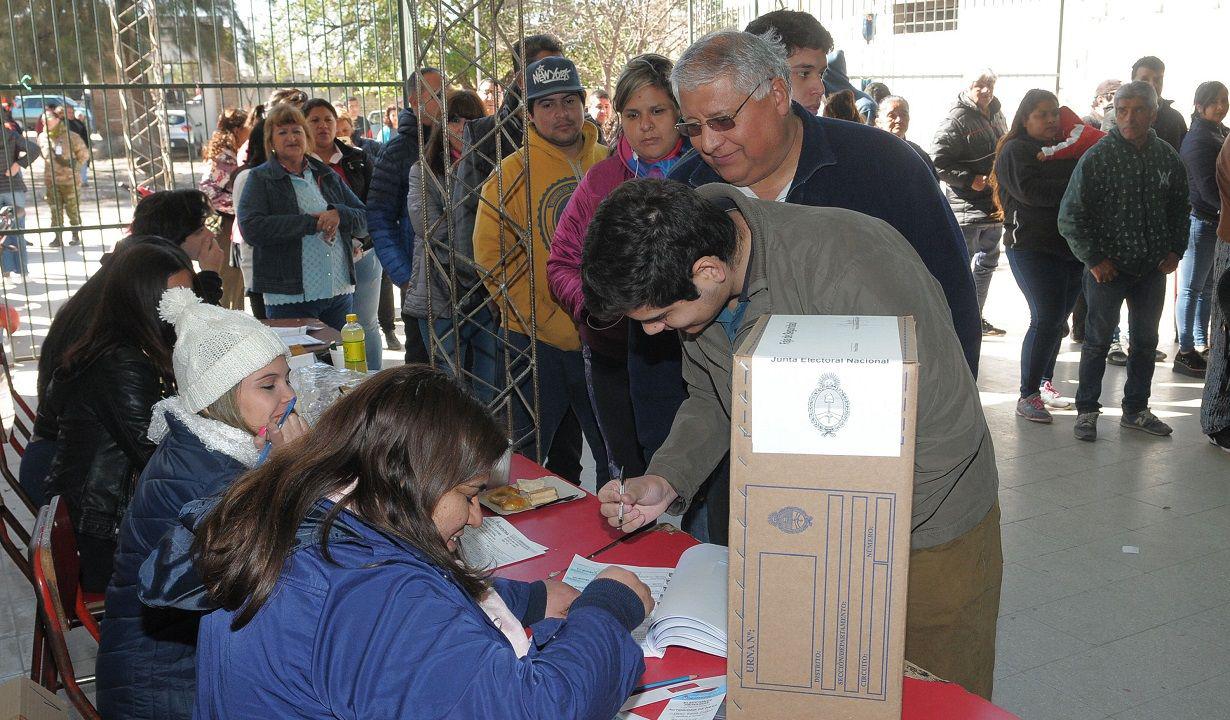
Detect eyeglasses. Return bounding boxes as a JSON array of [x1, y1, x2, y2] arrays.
[[674, 79, 766, 138]]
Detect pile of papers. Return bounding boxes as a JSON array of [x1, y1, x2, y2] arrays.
[[458, 516, 547, 571], [270, 325, 323, 348]]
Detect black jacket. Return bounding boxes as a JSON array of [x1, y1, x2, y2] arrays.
[[44, 345, 165, 544], [327, 138, 373, 203], [994, 135, 1079, 258], [1153, 99, 1189, 153], [932, 94, 1006, 224], [0, 125, 40, 197], [1180, 115, 1227, 223]]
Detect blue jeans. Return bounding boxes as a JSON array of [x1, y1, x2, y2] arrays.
[[418, 303, 502, 404], [1007, 248, 1083, 397], [1175, 214, 1218, 352], [961, 223, 1003, 313], [504, 330, 609, 484], [1076, 269, 1166, 415], [1, 190, 28, 276], [352, 250, 383, 370], [265, 292, 353, 332]]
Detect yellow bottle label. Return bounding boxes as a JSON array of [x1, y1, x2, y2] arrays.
[[342, 338, 367, 372]]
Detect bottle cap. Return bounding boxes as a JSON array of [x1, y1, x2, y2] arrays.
[[345, 313, 358, 323]]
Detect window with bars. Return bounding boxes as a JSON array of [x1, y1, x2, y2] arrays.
[[892, 0, 959, 34]]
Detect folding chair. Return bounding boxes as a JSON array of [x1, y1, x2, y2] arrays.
[[0, 487, 31, 582], [0, 341, 38, 516], [30, 495, 101, 720]]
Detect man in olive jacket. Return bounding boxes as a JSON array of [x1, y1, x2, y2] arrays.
[[1058, 81, 1189, 442], [583, 179, 1000, 700]]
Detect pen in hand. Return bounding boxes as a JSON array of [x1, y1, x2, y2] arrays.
[[256, 396, 297, 465], [616, 466, 625, 528]]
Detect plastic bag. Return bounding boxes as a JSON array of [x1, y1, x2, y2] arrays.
[[290, 362, 367, 425]]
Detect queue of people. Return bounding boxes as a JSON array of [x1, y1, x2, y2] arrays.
[[11, 7, 1230, 719]]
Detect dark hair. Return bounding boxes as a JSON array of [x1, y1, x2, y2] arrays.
[[1131, 56, 1165, 78], [424, 90, 486, 179], [512, 34, 564, 72], [592, 89, 610, 101], [864, 82, 891, 104], [582, 179, 737, 321], [822, 90, 864, 123], [59, 242, 188, 388], [266, 88, 307, 107], [990, 88, 1059, 219], [203, 107, 248, 161], [302, 98, 338, 120], [1193, 81, 1228, 122], [129, 190, 213, 245], [745, 9, 834, 55], [403, 67, 442, 106], [194, 365, 510, 629]]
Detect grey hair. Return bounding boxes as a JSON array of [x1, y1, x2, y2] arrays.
[[964, 67, 998, 87], [672, 30, 791, 102], [878, 95, 910, 115], [1115, 80, 1158, 112]]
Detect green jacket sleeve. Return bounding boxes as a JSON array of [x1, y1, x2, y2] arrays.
[[1057, 154, 1106, 268], [645, 341, 730, 513]]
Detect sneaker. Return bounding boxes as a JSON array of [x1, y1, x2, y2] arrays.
[[1039, 380, 1071, 409], [981, 319, 1006, 336], [69, 232, 81, 246], [1074, 412, 1099, 441], [384, 330, 403, 351], [1199, 348, 1210, 361], [48, 236, 63, 248], [1016, 394, 1053, 423], [1153, 349, 1167, 362], [1120, 409, 1172, 436], [1106, 341, 1127, 366], [1209, 433, 1230, 453], [1172, 350, 1207, 378]]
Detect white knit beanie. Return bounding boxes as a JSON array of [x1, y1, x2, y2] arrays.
[[158, 287, 290, 413]]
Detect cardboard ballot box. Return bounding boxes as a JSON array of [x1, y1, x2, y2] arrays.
[[728, 315, 917, 720]]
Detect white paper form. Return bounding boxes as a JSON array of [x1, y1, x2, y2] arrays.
[[617, 676, 727, 715], [750, 315, 904, 457], [271, 325, 324, 347], [560, 555, 674, 657], [458, 516, 547, 571], [656, 684, 726, 720]]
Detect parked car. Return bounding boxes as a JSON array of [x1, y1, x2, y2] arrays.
[[10, 94, 94, 132], [166, 110, 198, 155]]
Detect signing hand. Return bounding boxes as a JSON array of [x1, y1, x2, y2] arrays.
[[1089, 259, 1118, 283], [597, 474, 677, 533], [1157, 252, 1180, 275], [595, 566, 655, 617], [543, 580, 580, 619]]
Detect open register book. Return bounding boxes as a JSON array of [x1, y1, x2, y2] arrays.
[[562, 543, 727, 658]]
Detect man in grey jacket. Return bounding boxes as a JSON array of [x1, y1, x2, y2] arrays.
[[582, 179, 1001, 699]]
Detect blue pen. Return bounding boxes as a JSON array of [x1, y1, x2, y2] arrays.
[[256, 396, 296, 465], [630, 674, 698, 695]]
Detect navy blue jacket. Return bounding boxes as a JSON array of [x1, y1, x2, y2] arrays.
[[96, 404, 254, 720], [671, 103, 981, 375], [236, 156, 366, 295], [823, 50, 877, 124], [369, 107, 425, 286], [1180, 115, 1227, 223], [139, 499, 646, 719]]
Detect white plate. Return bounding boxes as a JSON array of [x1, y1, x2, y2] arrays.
[[479, 475, 584, 515]]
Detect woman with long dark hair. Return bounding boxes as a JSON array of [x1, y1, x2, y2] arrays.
[[1174, 81, 1229, 377], [405, 90, 493, 398], [43, 242, 194, 591], [992, 89, 1083, 423], [145, 366, 652, 718], [129, 189, 227, 304]]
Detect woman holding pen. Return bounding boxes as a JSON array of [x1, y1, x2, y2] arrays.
[[96, 288, 307, 720]]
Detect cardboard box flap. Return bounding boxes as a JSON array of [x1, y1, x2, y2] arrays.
[[739, 315, 913, 458]]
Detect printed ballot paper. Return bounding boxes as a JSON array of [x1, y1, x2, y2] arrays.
[[458, 516, 546, 571], [562, 544, 727, 658], [728, 315, 917, 720]]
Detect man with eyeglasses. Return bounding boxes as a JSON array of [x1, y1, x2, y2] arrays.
[[666, 30, 980, 376]]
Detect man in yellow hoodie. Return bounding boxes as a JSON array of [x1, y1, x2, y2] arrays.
[[473, 56, 611, 479]]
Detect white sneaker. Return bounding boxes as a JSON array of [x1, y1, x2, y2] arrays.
[[1039, 380, 1071, 409]]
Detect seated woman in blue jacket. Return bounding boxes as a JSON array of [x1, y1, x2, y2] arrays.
[[97, 287, 308, 720], [150, 365, 653, 719]]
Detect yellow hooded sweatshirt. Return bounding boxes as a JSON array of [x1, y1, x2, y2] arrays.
[[473, 121, 609, 351]]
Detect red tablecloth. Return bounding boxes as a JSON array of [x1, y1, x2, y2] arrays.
[[491, 456, 1019, 719]]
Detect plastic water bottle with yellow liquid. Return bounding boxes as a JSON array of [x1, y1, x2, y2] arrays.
[[340, 313, 368, 373]]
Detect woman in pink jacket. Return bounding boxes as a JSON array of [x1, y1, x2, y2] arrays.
[[547, 54, 688, 478]]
